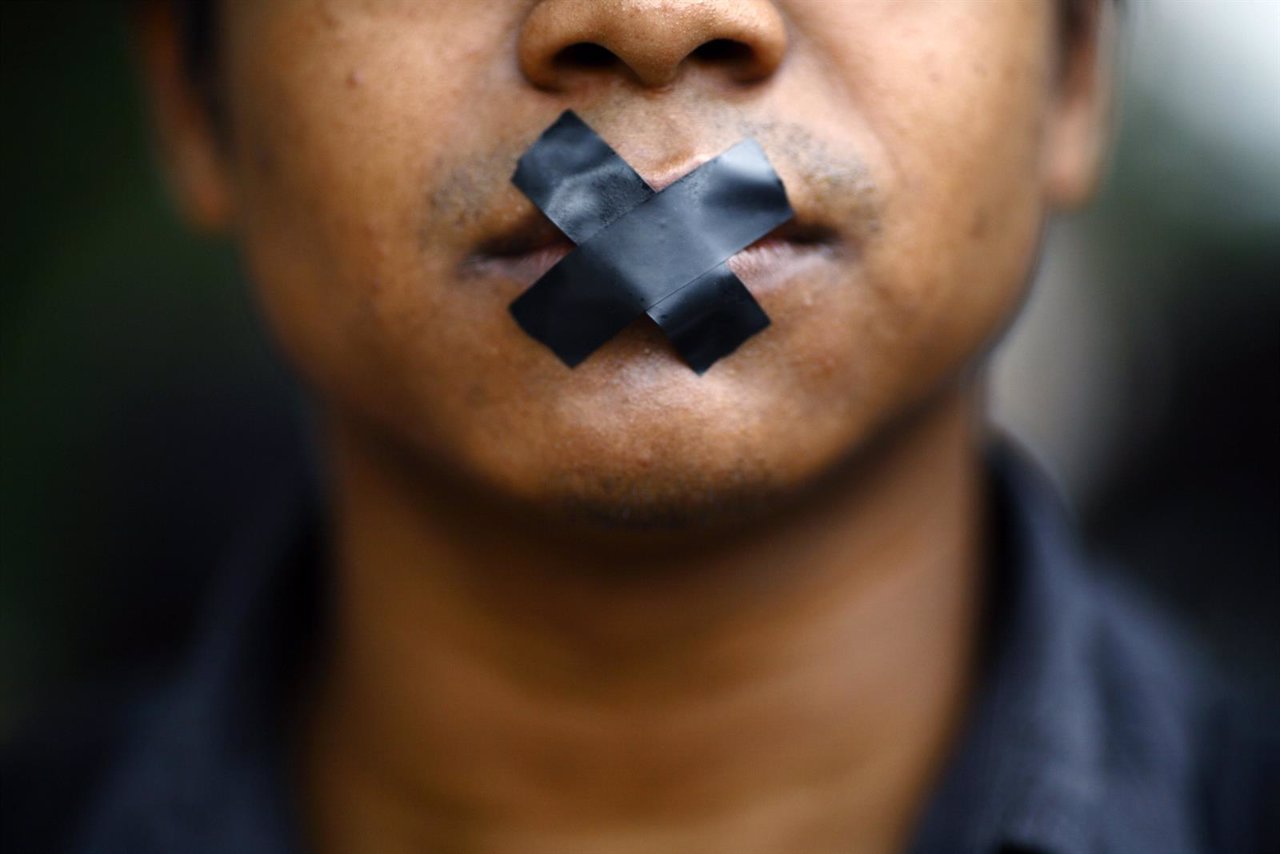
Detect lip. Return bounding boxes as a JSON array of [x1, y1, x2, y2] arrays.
[[465, 213, 839, 293]]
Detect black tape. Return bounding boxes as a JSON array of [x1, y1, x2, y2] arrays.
[[509, 111, 794, 373]]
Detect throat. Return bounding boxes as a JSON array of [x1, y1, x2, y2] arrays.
[[301, 391, 986, 854]]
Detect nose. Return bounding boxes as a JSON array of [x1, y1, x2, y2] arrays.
[[518, 0, 788, 91]]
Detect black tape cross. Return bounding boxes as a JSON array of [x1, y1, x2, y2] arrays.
[[509, 111, 794, 373]]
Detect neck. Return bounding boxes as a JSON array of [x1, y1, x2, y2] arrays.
[[303, 387, 987, 854]]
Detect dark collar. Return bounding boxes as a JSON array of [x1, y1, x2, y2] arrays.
[[907, 443, 1105, 854], [73, 444, 1109, 854]]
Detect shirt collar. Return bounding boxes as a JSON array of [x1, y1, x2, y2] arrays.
[[907, 441, 1106, 854]]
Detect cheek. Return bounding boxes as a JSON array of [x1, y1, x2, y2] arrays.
[[814, 3, 1054, 406], [220, 4, 522, 437]]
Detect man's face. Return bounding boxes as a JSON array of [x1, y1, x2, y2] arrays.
[[169, 0, 1104, 525]]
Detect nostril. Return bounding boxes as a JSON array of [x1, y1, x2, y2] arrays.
[[520, 2, 787, 92], [690, 38, 754, 66], [553, 42, 622, 72]]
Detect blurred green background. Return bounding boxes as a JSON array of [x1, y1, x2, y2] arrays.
[[1, 2, 303, 728], [2, 1, 1277, 728]]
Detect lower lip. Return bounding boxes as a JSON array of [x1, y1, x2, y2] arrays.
[[726, 239, 835, 294], [468, 238, 834, 296]]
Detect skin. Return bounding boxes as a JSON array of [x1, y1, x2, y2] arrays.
[[139, 1, 1113, 852]]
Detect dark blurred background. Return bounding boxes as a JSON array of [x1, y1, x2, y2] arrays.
[[2, 1, 1277, 730]]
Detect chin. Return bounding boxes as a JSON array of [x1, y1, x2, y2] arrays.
[[459, 364, 861, 534], [478, 416, 823, 533], [539, 466, 792, 532]]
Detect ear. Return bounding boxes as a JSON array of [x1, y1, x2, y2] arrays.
[[1043, 0, 1119, 210], [134, 1, 233, 233]]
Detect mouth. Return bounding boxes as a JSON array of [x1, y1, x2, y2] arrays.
[[464, 211, 840, 292]]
